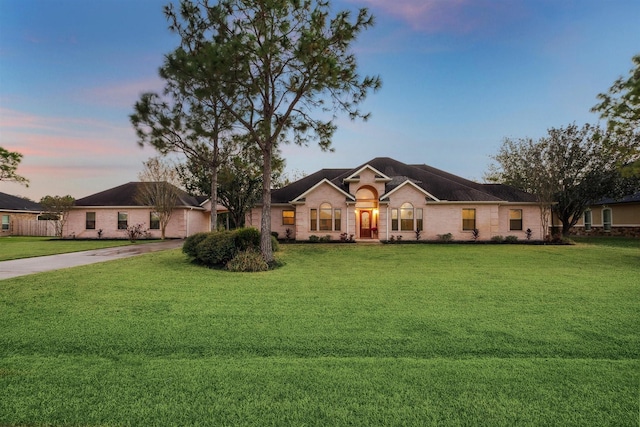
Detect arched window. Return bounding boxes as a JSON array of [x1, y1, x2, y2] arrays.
[[400, 203, 414, 231], [319, 203, 332, 231], [355, 187, 377, 209]]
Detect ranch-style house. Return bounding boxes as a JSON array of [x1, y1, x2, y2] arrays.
[[246, 157, 546, 241]]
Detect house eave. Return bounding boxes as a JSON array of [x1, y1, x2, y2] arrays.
[[424, 200, 541, 205], [72, 205, 206, 210], [0, 209, 43, 214]]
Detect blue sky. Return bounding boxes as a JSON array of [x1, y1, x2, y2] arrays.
[[1, 0, 639, 200]]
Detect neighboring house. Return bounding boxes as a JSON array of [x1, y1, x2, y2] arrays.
[[0, 191, 52, 236], [67, 182, 214, 239], [246, 157, 545, 241], [569, 191, 640, 237]]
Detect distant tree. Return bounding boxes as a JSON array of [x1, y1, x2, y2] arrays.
[[486, 123, 635, 237], [39, 195, 75, 238], [135, 157, 180, 240], [0, 146, 29, 186], [176, 147, 285, 228], [485, 136, 556, 238], [592, 54, 640, 176], [165, 0, 381, 263]]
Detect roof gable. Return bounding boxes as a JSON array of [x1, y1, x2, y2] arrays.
[[342, 164, 391, 183], [270, 169, 350, 204], [291, 178, 355, 203], [381, 180, 440, 202]]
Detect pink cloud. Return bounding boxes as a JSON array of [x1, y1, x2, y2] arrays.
[[0, 107, 161, 199], [0, 108, 155, 162], [350, 0, 525, 35], [0, 108, 129, 135]]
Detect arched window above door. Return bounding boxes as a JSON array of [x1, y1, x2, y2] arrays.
[[355, 187, 378, 209]]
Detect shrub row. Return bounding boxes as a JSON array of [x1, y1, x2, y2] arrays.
[[182, 228, 278, 271]]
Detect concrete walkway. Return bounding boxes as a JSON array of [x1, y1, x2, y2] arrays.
[[0, 239, 184, 280]]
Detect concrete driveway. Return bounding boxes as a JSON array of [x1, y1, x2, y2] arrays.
[[0, 239, 184, 280]]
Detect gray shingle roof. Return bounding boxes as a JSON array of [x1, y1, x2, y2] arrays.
[[74, 182, 205, 208], [269, 157, 537, 204], [0, 191, 43, 212], [593, 191, 640, 205]]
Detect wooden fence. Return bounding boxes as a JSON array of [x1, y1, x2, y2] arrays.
[[11, 218, 56, 237]]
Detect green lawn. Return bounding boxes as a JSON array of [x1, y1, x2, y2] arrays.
[[0, 236, 156, 261], [1, 241, 638, 426]]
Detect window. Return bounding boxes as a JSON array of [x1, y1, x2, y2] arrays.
[[334, 209, 341, 231], [584, 210, 592, 231], [282, 210, 295, 225], [416, 208, 423, 231], [509, 209, 522, 231], [391, 208, 398, 231], [400, 203, 414, 231], [602, 208, 612, 231], [319, 203, 332, 231], [462, 208, 476, 231], [1, 215, 9, 231], [117, 212, 128, 230], [310, 209, 317, 231], [86, 212, 96, 230], [150, 212, 160, 230]]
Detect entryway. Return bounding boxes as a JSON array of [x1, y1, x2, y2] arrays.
[[360, 210, 372, 238]]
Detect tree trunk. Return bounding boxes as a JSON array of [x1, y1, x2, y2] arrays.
[[260, 144, 273, 263], [210, 162, 218, 232]]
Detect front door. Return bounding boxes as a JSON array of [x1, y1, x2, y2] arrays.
[[360, 210, 371, 238]]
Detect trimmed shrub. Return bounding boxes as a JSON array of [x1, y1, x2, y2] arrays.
[[437, 233, 453, 242], [505, 235, 518, 243], [196, 231, 237, 266], [226, 249, 269, 272], [183, 232, 210, 259], [235, 227, 261, 252], [271, 235, 280, 252], [491, 235, 505, 243], [319, 235, 331, 243], [309, 235, 320, 243]]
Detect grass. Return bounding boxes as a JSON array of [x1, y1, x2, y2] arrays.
[[0, 240, 638, 426], [0, 236, 157, 261]]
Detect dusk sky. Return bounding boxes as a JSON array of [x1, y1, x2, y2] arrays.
[[1, 0, 639, 201]]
